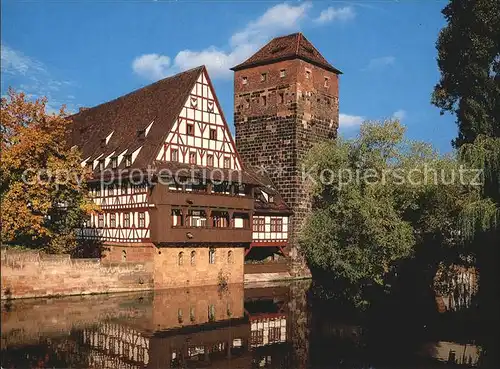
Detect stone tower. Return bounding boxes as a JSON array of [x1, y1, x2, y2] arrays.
[[232, 33, 341, 276]]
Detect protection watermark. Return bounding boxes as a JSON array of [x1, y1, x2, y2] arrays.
[[20, 163, 484, 190]]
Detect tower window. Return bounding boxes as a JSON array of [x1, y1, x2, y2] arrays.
[[261, 73, 267, 82], [245, 98, 250, 108], [279, 92, 284, 104], [324, 77, 330, 87], [262, 95, 267, 106], [306, 70, 311, 79], [280, 69, 286, 78], [242, 76, 248, 85]]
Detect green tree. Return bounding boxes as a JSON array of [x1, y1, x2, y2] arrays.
[[0, 89, 96, 253], [300, 120, 484, 286], [433, 3, 500, 363], [432, 0, 500, 147]]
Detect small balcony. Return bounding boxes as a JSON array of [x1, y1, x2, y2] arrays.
[[150, 208, 253, 245]]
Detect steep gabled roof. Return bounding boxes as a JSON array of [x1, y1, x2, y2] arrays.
[[69, 66, 204, 171], [231, 32, 342, 74]]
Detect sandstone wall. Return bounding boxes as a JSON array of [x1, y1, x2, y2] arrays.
[[1, 249, 154, 299], [1, 246, 245, 299], [153, 246, 244, 289]]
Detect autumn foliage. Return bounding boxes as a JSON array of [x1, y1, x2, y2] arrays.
[[1, 89, 96, 253]]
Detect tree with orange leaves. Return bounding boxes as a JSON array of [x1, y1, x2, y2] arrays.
[[1, 89, 97, 253]]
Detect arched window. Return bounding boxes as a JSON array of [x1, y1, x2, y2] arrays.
[[227, 250, 233, 264], [190, 250, 196, 266], [208, 304, 216, 322], [178, 252, 184, 266], [209, 248, 216, 264]]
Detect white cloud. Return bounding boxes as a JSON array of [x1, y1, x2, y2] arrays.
[[132, 54, 172, 81], [1, 44, 46, 76], [314, 6, 355, 24], [230, 3, 311, 47], [1, 43, 75, 112], [393, 109, 406, 120], [133, 2, 345, 81], [339, 113, 364, 128], [363, 56, 395, 71]]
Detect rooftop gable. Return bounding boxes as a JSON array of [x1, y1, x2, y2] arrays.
[[69, 66, 204, 172]]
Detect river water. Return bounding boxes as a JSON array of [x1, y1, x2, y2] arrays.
[[0, 281, 488, 368]]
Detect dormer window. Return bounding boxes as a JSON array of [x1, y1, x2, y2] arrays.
[[280, 69, 286, 78], [98, 159, 105, 171], [103, 131, 114, 146], [137, 129, 145, 139], [269, 196, 274, 203], [111, 157, 118, 169], [242, 76, 248, 85], [261, 73, 267, 82], [124, 154, 132, 168]]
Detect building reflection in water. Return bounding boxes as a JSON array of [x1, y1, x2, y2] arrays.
[[78, 283, 306, 368], [1, 282, 309, 368]]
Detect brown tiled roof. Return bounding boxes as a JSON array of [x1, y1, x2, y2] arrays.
[[69, 66, 204, 173], [244, 165, 292, 214], [231, 32, 342, 74]]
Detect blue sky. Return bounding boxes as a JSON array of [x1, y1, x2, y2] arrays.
[[1, 1, 457, 153]]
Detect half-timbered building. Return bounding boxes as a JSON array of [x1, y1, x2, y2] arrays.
[[71, 65, 292, 287], [71, 32, 339, 285]]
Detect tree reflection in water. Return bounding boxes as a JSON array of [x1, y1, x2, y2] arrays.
[[0, 281, 490, 368]]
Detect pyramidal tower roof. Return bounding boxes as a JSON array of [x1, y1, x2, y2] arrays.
[[231, 32, 342, 74]]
